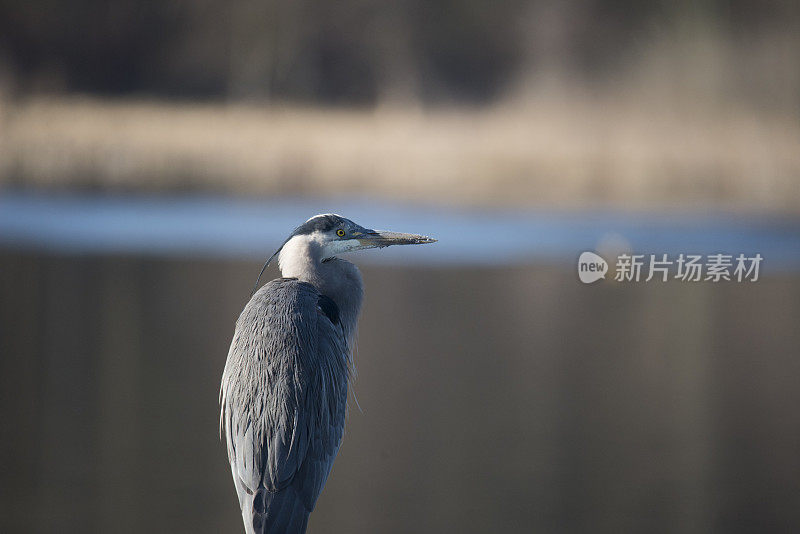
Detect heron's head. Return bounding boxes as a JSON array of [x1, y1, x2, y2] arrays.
[[288, 213, 436, 258], [253, 214, 435, 292]]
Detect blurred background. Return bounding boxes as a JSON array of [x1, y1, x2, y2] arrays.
[[1, 1, 799, 533]]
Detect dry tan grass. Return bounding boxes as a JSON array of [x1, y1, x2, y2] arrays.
[[1, 95, 798, 212]]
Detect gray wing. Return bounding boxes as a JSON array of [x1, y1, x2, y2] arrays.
[[220, 278, 350, 533]]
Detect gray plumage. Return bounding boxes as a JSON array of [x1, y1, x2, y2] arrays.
[[220, 214, 435, 534]]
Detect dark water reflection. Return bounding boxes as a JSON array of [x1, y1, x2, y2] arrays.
[[1, 252, 799, 533]]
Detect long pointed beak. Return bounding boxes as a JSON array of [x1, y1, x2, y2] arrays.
[[357, 229, 437, 248]]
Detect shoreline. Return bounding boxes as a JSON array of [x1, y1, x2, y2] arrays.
[[2, 96, 798, 214]]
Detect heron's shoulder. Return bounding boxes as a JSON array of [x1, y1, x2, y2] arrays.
[[250, 278, 340, 327], [253, 277, 320, 300]]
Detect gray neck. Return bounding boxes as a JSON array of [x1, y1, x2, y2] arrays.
[[278, 235, 364, 344]]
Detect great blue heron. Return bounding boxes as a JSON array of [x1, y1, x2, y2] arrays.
[[220, 214, 435, 533]]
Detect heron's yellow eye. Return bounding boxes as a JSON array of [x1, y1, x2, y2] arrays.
[[336, 229, 346, 237]]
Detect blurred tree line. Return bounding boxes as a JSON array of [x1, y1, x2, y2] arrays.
[[0, 0, 798, 105]]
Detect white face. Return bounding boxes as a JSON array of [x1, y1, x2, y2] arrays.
[[309, 216, 375, 259], [319, 237, 367, 258], [277, 231, 367, 278]]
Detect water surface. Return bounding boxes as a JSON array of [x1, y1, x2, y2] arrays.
[[2, 192, 799, 268]]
